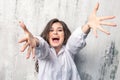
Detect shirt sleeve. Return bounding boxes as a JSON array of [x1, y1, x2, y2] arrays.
[[35, 36, 50, 60], [66, 27, 87, 56]]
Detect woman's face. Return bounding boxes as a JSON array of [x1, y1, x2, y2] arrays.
[[48, 22, 64, 48]]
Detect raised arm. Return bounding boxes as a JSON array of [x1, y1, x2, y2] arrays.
[[66, 3, 116, 56]]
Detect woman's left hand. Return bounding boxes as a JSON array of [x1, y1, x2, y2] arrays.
[[87, 3, 117, 37]]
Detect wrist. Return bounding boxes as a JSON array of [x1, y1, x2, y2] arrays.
[[34, 37, 39, 47], [82, 23, 91, 34]]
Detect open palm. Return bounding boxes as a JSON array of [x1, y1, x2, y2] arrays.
[[18, 21, 37, 59], [87, 3, 116, 37]]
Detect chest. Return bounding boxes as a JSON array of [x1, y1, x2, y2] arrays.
[[48, 50, 75, 72], [38, 49, 78, 80]]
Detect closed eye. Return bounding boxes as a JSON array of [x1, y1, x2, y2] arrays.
[[58, 29, 63, 32], [49, 29, 54, 32]]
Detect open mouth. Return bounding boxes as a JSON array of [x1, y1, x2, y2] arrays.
[[52, 38, 60, 43]]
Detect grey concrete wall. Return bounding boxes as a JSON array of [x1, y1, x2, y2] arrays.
[[0, 0, 120, 80]]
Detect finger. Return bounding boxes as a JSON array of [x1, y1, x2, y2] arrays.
[[93, 2, 99, 14], [26, 46, 32, 59], [19, 21, 30, 34], [20, 42, 29, 52], [99, 16, 115, 21], [93, 29, 98, 38], [100, 21, 117, 26], [97, 26, 110, 35], [32, 48, 36, 59], [18, 37, 27, 43]]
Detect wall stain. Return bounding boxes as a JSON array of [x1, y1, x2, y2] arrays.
[[80, 72, 93, 80], [99, 41, 119, 80]]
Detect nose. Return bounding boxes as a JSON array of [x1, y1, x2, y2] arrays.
[[53, 30, 58, 35]]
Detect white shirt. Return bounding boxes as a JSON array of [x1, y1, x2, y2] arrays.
[[35, 27, 87, 80]]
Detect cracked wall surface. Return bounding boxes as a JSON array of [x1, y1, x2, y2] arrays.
[[0, 0, 120, 80]]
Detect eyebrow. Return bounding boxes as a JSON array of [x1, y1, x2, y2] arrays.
[[57, 27, 63, 29], [50, 26, 63, 29]]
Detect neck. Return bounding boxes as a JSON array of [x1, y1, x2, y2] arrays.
[[54, 46, 62, 54]]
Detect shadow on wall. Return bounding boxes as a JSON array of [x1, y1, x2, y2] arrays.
[[80, 72, 92, 80], [76, 41, 119, 80], [99, 41, 119, 80]]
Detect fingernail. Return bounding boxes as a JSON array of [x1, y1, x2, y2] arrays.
[[108, 33, 110, 35], [20, 49, 24, 52], [95, 35, 98, 38], [33, 58, 35, 61], [33, 56, 35, 59], [114, 24, 117, 27], [26, 56, 29, 59], [19, 21, 21, 23]]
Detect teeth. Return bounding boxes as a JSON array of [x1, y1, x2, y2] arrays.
[[52, 38, 59, 42]]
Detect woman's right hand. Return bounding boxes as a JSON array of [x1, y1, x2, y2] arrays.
[[18, 21, 38, 59]]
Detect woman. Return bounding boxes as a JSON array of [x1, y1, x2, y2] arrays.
[[18, 3, 116, 80]]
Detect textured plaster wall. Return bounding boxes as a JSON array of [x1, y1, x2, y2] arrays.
[[0, 0, 120, 80]]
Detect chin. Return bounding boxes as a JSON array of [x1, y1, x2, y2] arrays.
[[51, 44, 62, 48]]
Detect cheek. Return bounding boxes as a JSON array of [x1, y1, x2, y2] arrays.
[[48, 32, 53, 38], [60, 33, 65, 41], [48, 34, 52, 42]]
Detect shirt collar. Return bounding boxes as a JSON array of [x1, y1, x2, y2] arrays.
[[51, 45, 65, 57]]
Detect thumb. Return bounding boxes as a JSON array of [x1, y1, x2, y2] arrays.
[[93, 2, 99, 14]]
